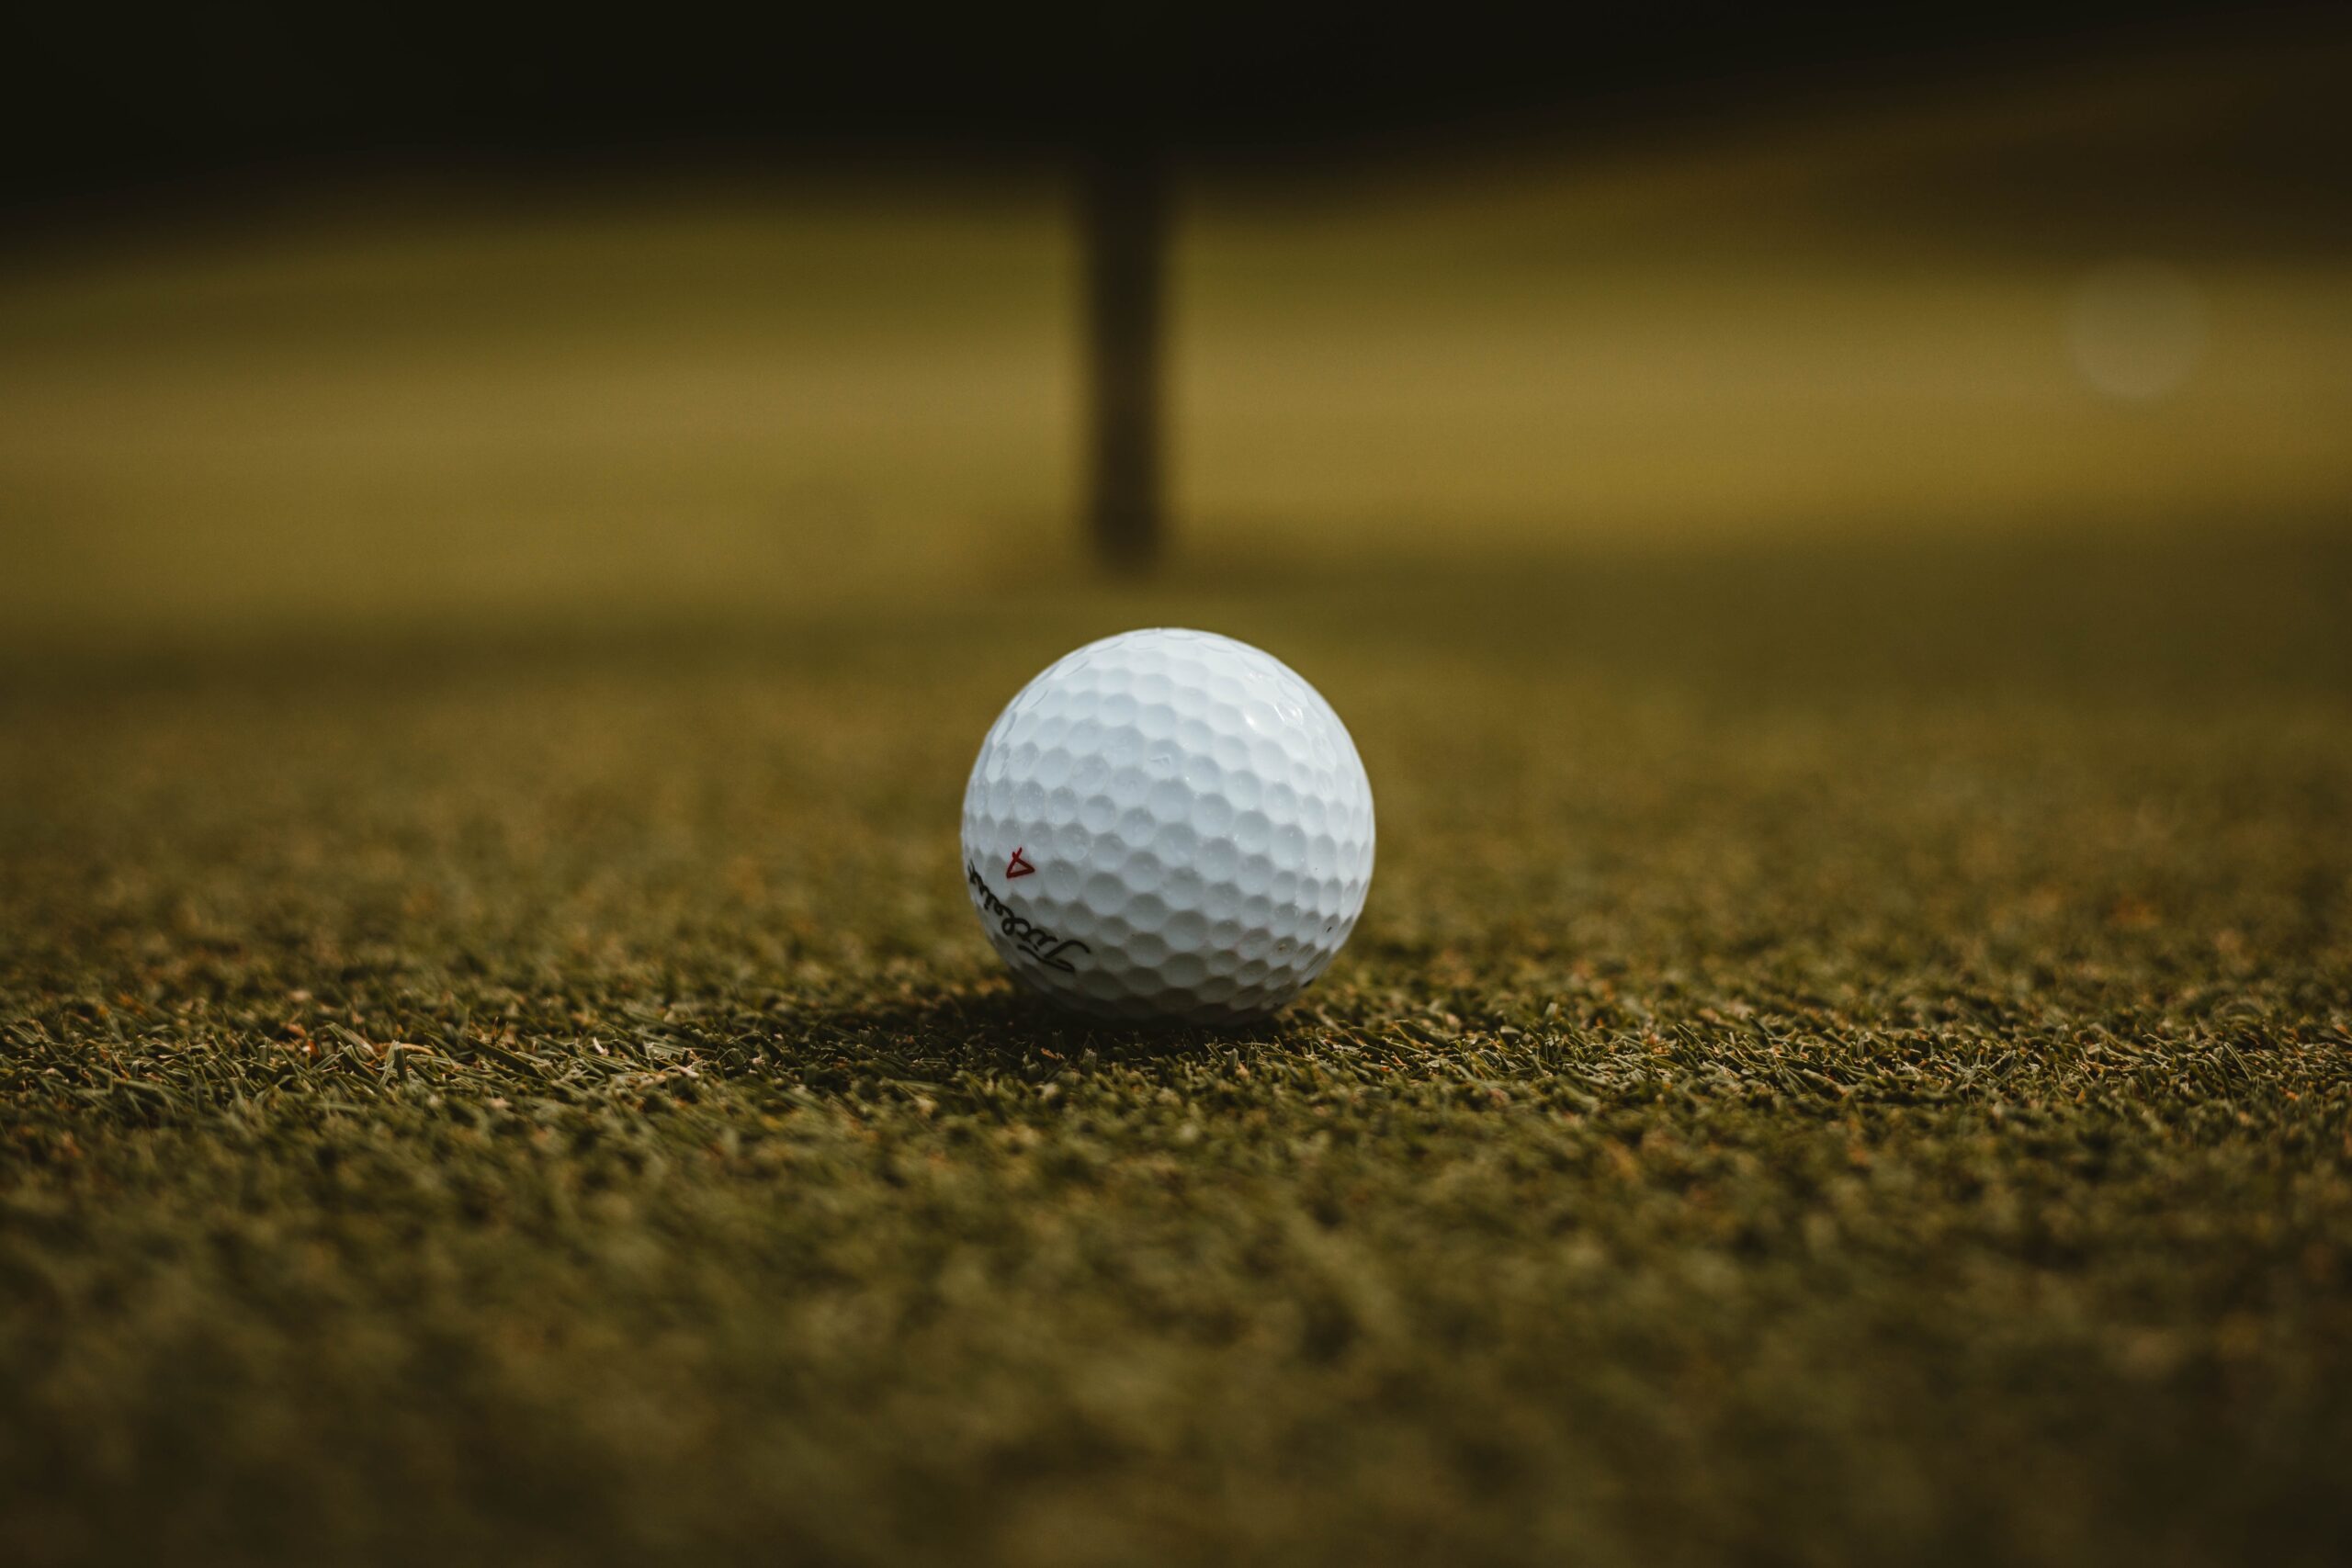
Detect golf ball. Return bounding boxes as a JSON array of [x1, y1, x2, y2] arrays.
[[962, 627, 1375, 1021]]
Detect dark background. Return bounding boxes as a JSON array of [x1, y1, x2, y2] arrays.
[[10, 3, 2332, 212]]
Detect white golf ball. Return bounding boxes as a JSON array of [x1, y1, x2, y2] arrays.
[[962, 627, 1375, 1021]]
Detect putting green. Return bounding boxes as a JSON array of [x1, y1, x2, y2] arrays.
[[5, 40, 2350, 1559]]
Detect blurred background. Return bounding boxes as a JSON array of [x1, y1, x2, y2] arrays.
[[1, 2, 2347, 650]]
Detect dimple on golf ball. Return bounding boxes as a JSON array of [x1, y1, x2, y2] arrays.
[[962, 627, 1375, 1021]]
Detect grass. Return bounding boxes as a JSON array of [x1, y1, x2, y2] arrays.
[[5, 33, 2352, 1558], [4, 535, 2350, 1566], [7, 30, 2352, 649]]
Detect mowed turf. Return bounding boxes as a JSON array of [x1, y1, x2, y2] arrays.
[[6, 39, 2352, 1556], [3, 536, 2349, 1566]]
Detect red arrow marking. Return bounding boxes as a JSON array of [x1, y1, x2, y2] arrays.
[[1005, 847, 1036, 880]]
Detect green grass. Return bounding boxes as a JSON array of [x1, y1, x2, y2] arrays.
[[6, 35, 2352, 1556], [8, 33, 2352, 651], [4, 536, 2349, 1566]]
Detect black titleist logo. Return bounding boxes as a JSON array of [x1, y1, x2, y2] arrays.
[[967, 861, 1091, 973]]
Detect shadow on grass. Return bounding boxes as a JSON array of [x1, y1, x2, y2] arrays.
[[775, 984, 1297, 1077], [9, 524, 2347, 706]]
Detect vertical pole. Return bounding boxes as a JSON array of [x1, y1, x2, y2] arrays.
[[1082, 146, 1167, 575]]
